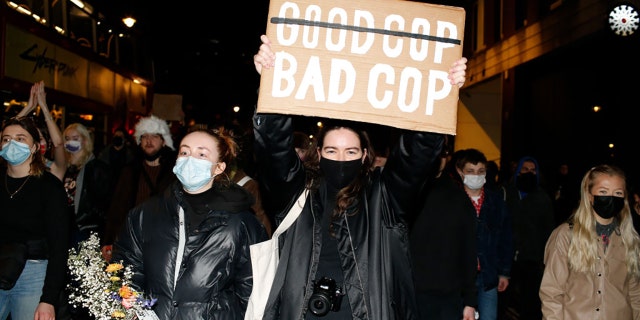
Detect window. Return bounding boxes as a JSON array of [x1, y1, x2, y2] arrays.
[[470, 0, 486, 52]]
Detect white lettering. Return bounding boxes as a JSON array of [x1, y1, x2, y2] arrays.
[[302, 5, 322, 48], [368, 64, 395, 109], [351, 10, 375, 55], [277, 2, 300, 46], [272, 51, 298, 97], [327, 59, 356, 103], [397, 67, 422, 112], [425, 70, 450, 115], [326, 8, 348, 52], [295, 56, 325, 101], [409, 18, 430, 62], [434, 21, 457, 63], [382, 14, 404, 58]]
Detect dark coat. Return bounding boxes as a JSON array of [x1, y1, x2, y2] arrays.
[[112, 181, 268, 320], [504, 182, 555, 263], [253, 113, 443, 320], [103, 147, 177, 245], [410, 174, 478, 308], [477, 187, 513, 291], [72, 157, 112, 236]]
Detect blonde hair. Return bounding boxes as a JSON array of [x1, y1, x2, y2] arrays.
[[63, 123, 94, 167], [568, 164, 640, 279]]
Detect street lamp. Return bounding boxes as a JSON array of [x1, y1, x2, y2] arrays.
[[122, 17, 136, 28]]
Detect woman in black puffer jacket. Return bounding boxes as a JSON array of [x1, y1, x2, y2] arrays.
[[113, 128, 268, 320]]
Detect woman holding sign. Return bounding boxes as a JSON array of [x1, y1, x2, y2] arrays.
[[253, 35, 468, 320]]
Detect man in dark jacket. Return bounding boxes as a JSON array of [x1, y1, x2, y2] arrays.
[[102, 115, 177, 261], [502, 156, 554, 320], [410, 160, 478, 320]]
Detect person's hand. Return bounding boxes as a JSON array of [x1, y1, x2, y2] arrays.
[[35, 81, 50, 113], [254, 35, 275, 76], [33, 302, 55, 320], [462, 306, 477, 320], [17, 83, 38, 118], [101, 245, 112, 262], [497, 276, 509, 292], [28, 83, 38, 111], [448, 57, 467, 88]]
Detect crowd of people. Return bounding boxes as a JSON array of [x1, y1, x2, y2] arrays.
[[1, 32, 640, 320]]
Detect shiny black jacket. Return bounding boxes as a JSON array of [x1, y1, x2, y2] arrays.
[[253, 113, 444, 320], [112, 181, 268, 320]]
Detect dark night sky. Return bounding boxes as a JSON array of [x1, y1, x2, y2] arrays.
[[95, 0, 271, 123]]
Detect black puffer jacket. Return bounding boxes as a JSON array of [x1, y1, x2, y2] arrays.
[[112, 181, 268, 320], [253, 113, 443, 320]]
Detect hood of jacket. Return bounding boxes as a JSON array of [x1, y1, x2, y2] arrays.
[[514, 156, 540, 186]]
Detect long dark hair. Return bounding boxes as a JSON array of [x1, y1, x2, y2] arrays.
[[305, 120, 375, 219], [1, 117, 47, 176]]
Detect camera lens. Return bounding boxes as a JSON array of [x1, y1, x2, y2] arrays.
[[309, 295, 331, 316]]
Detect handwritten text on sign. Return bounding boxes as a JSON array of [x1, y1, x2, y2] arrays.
[[257, 0, 465, 134]]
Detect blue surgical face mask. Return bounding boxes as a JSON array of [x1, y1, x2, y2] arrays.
[[173, 156, 216, 192], [64, 140, 82, 153], [0, 140, 33, 166]]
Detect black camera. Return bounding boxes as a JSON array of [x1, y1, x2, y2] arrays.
[[308, 277, 344, 317]]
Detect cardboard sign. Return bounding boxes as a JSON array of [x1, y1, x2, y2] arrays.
[[257, 0, 465, 134], [152, 94, 184, 121]]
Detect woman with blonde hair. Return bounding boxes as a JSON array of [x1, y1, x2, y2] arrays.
[[540, 164, 640, 319], [62, 122, 111, 247]]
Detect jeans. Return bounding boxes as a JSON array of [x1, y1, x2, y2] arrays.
[[0, 260, 48, 320], [476, 273, 498, 320]]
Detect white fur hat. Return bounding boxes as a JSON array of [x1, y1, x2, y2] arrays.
[[134, 115, 174, 150]]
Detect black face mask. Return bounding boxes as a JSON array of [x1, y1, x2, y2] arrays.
[[516, 172, 537, 192], [592, 195, 625, 219], [319, 157, 362, 189], [112, 136, 124, 148]]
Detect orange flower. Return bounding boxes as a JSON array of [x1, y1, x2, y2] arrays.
[[105, 263, 124, 273], [119, 285, 136, 299]]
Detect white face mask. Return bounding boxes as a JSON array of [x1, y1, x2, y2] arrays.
[[463, 174, 486, 190]]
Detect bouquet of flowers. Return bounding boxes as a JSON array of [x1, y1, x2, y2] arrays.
[[67, 233, 157, 320]]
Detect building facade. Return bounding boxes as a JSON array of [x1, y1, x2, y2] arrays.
[[0, 0, 152, 150], [455, 0, 640, 180]]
